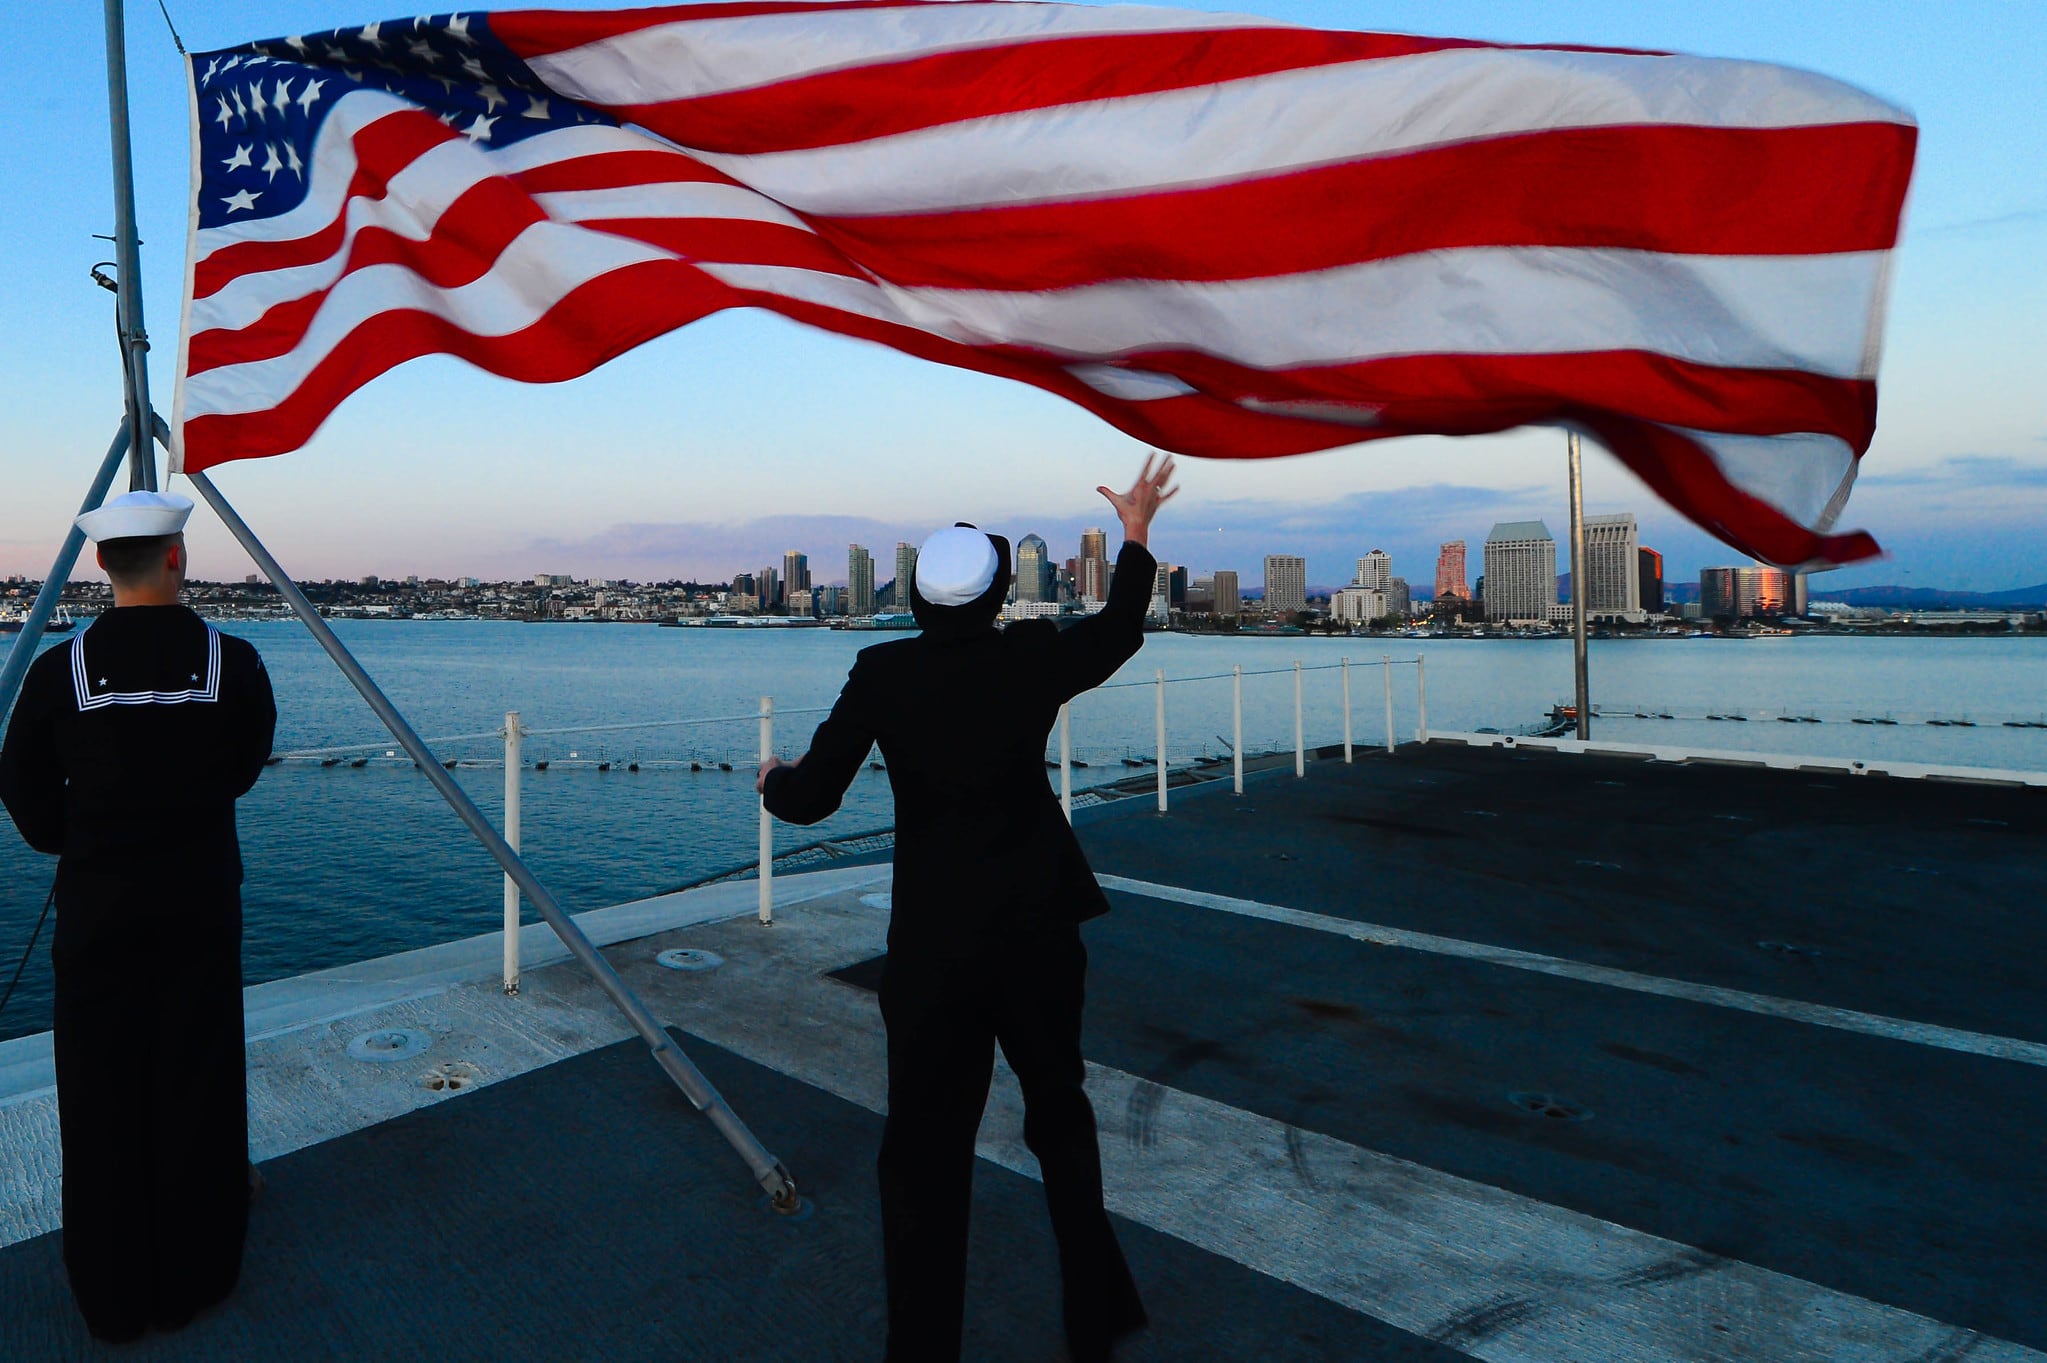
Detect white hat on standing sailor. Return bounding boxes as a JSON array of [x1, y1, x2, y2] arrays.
[[74, 490, 194, 543]]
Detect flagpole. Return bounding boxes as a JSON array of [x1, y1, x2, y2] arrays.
[[103, 0, 157, 493], [185, 465, 802, 1212], [1567, 431, 1591, 740]]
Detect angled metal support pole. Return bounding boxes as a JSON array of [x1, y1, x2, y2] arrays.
[[1567, 431, 1591, 741], [186, 469, 800, 1211], [103, 0, 156, 492], [0, 425, 131, 724]]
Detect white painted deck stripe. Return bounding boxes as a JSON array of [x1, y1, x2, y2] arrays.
[[1098, 875, 2047, 1070]]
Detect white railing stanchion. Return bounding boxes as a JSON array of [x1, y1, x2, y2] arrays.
[[758, 696, 774, 925], [1383, 654, 1396, 753], [502, 710, 521, 996], [1059, 702, 1073, 822], [1293, 660, 1305, 777], [1232, 664, 1245, 796], [1416, 655, 1429, 742], [1341, 656, 1353, 763], [1155, 669, 1168, 812]]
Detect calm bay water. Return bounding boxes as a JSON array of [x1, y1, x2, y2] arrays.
[[2, 621, 2042, 1040]]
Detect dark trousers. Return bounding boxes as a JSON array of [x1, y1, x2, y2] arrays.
[[876, 930, 1145, 1363], [50, 871, 250, 1342]]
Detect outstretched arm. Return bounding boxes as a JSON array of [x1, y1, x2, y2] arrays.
[[1052, 454, 1178, 698]]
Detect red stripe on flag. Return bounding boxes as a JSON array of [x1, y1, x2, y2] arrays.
[[493, 0, 927, 60], [510, 150, 743, 195], [810, 123, 1916, 289], [181, 258, 737, 471], [611, 28, 1494, 155]]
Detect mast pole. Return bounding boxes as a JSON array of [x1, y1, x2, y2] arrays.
[[103, 0, 158, 492], [1567, 432, 1591, 741]]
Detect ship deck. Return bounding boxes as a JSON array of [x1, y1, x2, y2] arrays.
[[3, 740, 2044, 1361]]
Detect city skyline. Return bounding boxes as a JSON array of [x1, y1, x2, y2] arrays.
[[2, 4, 2042, 596]]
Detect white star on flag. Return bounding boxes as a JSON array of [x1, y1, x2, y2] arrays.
[[463, 113, 496, 142], [260, 144, 283, 181], [285, 35, 307, 54], [272, 78, 293, 111], [477, 83, 505, 113], [221, 143, 252, 171], [213, 95, 234, 131], [408, 38, 439, 63], [446, 14, 476, 44], [199, 57, 220, 86], [359, 21, 385, 50], [285, 143, 304, 178], [520, 94, 550, 120], [229, 87, 246, 123], [298, 78, 326, 113], [248, 81, 268, 119], [461, 55, 487, 79], [221, 188, 260, 213]]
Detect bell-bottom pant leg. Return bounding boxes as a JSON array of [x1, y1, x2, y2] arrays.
[[877, 959, 997, 1363], [144, 902, 250, 1328], [993, 933, 1145, 1359]]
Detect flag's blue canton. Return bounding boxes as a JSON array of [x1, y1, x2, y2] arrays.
[[192, 13, 617, 231]]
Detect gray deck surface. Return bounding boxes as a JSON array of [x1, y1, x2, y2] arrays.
[[4, 741, 2043, 1360], [0, 1030, 1447, 1362]]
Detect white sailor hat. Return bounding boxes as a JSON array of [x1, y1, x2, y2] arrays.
[[75, 490, 194, 543], [915, 525, 1001, 606]]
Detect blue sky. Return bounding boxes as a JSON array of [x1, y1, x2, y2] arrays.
[[2, 1, 2042, 591]]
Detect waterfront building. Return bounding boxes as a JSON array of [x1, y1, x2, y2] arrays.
[[1331, 586, 1386, 623], [1582, 513, 1643, 620], [1149, 563, 1175, 623], [847, 544, 875, 616], [1186, 576, 1215, 614], [783, 551, 811, 599], [1077, 527, 1110, 603], [788, 588, 815, 617], [1015, 534, 1053, 603], [1263, 556, 1307, 615], [758, 565, 781, 612], [1482, 522, 1557, 623], [1213, 570, 1241, 618], [1700, 565, 1793, 619], [1639, 548, 1664, 614], [1169, 565, 1187, 607], [1386, 578, 1412, 618], [1355, 550, 1392, 593], [893, 543, 917, 608], [1434, 541, 1468, 601], [816, 585, 844, 616]]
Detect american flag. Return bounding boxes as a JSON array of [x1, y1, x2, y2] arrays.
[[173, 4, 1915, 568]]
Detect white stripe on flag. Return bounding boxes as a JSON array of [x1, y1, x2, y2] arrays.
[[672, 46, 1903, 215], [525, 2, 1295, 106], [529, 182, 814, 229], [1677, 427, 1859, 529], [703, 247, 1890, 380], [185, 224, 673, 416]]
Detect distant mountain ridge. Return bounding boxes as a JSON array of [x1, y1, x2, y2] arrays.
[[1810, 584, 2047, 609]]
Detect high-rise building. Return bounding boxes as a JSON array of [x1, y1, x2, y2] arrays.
[[846, 544, 875, 615], [1330, 587, 1386, 623], [783, 551, 810, 598], [1186, 576, 1216, 613], [1700, 565, 1792, 620], [1015, 534, 1053, 603], [731, 572, 755, 598], [1263, 555, 1307, 615], [1149, 563, 1175, 622], [757, 565, 781, 612], [1482, 522, 1557, 623], [1385, 577, 1411, 618], [1077, 527, 1110, 602], [893, 542, 917, 608], [1355, 550, 1392, 593], [1581, 513, 1641, 618], [1213, 570, 1241, 618], [1168, 565, 1188, 607], [1434, 541, 1468, 600], [1638, 548, 1664, 614]]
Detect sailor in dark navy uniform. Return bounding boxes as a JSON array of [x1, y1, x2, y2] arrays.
[[0, 490, 275, 1342], [760, 457, 1177, 1363]]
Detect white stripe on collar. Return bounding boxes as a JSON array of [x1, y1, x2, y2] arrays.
[[71, 623, 223, 711]]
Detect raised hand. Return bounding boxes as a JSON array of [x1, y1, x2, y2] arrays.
[[1096, 452, 1179, 548]]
